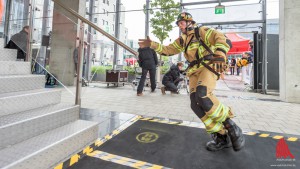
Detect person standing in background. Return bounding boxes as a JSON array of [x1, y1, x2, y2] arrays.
[[137, 46, 158, 96], [230, 58, 236, 75]]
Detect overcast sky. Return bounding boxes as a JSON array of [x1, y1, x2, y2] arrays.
[[121, 0, 279, 44]]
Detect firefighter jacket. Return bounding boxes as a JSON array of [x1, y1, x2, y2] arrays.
[[150, 26, 230, 76]]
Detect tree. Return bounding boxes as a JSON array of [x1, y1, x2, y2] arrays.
[[147, 0, 180, 44], [144, 0, 180, 86]]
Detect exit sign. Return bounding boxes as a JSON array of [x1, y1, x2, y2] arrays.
[[215, 5, 225, 14]]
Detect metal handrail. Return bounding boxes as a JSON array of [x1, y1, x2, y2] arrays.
[[52, 0, 138, 56]]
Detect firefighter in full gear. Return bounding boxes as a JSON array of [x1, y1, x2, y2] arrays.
[[138, 12, 245, 152]]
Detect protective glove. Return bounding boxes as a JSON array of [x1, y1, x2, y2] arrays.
[[138, 36, 152, 48]]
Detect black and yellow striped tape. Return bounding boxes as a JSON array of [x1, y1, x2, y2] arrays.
[[88, 150, 171, 169], [54, 115, 140, 169]]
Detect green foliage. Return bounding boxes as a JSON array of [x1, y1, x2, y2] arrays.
[[91, 66, 112, 74], [161, 65, 170, 74], [124, 66, 136, 75], [147, 0, 180, 44], [162, 56, 169, 62]]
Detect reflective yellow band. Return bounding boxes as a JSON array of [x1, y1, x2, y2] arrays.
[[205, 29, 213, 46], [207, 122, 223, 133], [155, 43, 163, 53], [209, 103, 222, 119], [203, 117, 213, 127], [215, 43, 230, 53], [215, 106, 229, 122], [187, 44, 199, 51], [172, 41, 183, 52]]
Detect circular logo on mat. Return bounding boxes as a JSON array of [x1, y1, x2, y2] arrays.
[[136, 132, 159, 143]]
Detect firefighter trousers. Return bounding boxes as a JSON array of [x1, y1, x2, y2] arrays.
[[189, 67, 234, 134]]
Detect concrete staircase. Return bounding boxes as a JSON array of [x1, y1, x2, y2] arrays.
[[0, 39, 99, 169]]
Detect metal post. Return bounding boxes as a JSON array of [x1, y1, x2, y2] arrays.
[[113, 0, 121, 69], [26, 0, 34, 62], [262, 0, 267, 94], [145, 0, 150, 37], [75, 21, 85, 106], [178, 0, 183, 61], [3, 0, 12, 41], [87, 0, 94, 80], [37, 0, 50, 73]]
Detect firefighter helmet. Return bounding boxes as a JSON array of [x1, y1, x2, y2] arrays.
[[176, 12, 196, 25]]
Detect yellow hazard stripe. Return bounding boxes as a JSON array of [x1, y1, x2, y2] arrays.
[[53, 115, 140, 169], [287, 137, 298, 142], [89, 150, 171, 169]]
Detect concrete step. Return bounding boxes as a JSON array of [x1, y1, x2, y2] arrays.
[[0, 75, 45, 94], [0, 61, 31, 75], [0, 120, 99, 169], [0, 89, 61, 117], [0, 48, 18, 61], [0, 103, 79, 149]]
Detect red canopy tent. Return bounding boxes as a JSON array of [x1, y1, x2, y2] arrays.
[[225, 33, 251, 55], [0, 0, 3, 22], [125, 57, 137, 65]]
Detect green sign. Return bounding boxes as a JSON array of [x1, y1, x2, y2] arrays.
[[215, 5, 225, 14]]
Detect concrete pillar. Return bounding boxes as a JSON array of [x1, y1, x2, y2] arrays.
[[279, 0, 300, 103], [50, 0, 85, 86]]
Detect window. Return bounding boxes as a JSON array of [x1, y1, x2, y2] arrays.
[[94, 29, 97, 34], [112, 24, 114, 31], [106, 21, 108, 25], [102, 19, 105, 25], [94, 18, 97, 23], [107, 0, 109, 5], [103, 9, 105, 14], [103, 0, 105, 4], [113, 4, 115, 11]]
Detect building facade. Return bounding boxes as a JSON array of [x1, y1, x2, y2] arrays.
[[86, 0, 127, 66]]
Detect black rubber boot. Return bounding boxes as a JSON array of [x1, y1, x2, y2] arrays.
[[206, 133, 232, 151], [223, 118, 245, 151]]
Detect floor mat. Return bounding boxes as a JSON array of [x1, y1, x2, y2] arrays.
[[71, 120, 299, 169]]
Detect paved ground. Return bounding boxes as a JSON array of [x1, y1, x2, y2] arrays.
[[61, 74, 300, 136]]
